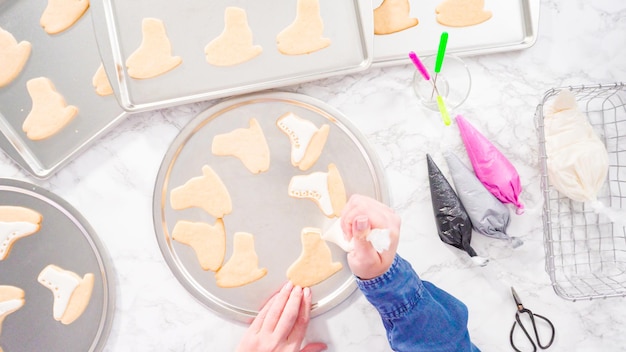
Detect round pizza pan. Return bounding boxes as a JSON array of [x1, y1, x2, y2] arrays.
[[153, 91, 389, 322], [0, 178, 115, 352]]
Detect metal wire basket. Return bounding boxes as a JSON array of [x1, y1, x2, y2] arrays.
[[536, 82, 626, 301]]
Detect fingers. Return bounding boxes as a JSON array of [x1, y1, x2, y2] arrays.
[[301, 342, 328, 352], [288, 287, 312, 344], [274, 285, 304, 340], [249, 293, 276, 332], [261, 281, 294, 333]]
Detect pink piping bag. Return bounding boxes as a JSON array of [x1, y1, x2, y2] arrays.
[[455, 115, 525, 215]]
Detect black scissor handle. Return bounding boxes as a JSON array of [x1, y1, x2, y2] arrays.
[[510, 309, 555, 352]]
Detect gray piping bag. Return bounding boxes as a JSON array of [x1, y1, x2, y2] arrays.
[[445, 152, 523, 248], [427, 154, 489, 266]]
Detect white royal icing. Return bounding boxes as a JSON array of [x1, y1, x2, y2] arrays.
[[0, 221, 39, 260], [289, 171, 333, 216], [0, 298, 24, 316], [38, 266, 80, 320], [277, 112, 318, 163], [322, 219, 391, 253]]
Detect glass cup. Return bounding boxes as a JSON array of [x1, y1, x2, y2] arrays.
[[412, 54, 471, 112]]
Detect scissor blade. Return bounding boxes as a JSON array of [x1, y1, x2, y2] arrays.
[[511, 287, 523, 307]]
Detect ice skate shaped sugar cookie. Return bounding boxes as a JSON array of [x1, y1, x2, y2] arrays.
[[276, 112, 329, 171], [0, 27, 31, 88], [38, 265, 94, 325], [92, 63, 113, 96], [373, 0, 419, 35], [288, 163, 346, 218], [0, 285, 25, 336], [212, 118, 270, 174], [276, 0, 331, 55], [172, 219, 226, 272], [126, 18, 182, 79], [215, 232, 267, 288], [22, 77, 78, 141], [287, 228, 342, 287], [0, 206, 43, 260], [204, 7, 262, 66], [170, 165, 232, 218], [435, 0, 492, 27], [40, 0, 90, 34]]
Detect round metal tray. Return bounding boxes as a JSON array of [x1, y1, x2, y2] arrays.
[[153, 91, 388, 322], [0, 178, 115, 352]]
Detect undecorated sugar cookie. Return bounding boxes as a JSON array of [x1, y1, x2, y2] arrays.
[[172, 219, 226, 272], [276, 0, 331, 55], [126, 18, 182, 79], [92, 63, 113, 96], [287, 227, 342, 287], [204, 7, 262, 66], [40, 0, 90, 35], [288, 163, 347, 218], [0, 26, 31, 88], [215, 232, 267, 288], [37, 265, 94, 325], [0, 285, 25, 336], [211, 118, 270, 174], [169, 165, 233, 218], [276, 112, 329, 171], [373, 0, 419, 35], [22, 77, 78, 141], [435, 0, 492, 27], [0, 206, 43, 260]]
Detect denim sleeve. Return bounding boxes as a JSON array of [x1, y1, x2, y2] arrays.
[[355, 255, 480, 352]]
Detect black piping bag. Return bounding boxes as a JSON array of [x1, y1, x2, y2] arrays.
[[427, 154, 489, 266], [445, 152, 523, 248]]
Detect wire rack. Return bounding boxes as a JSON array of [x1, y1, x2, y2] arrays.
[[536, 82, 626, 301]]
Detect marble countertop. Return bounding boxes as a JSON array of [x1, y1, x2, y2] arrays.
[[1, 0, 625, 351]]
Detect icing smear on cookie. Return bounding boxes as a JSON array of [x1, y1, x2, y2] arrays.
[[288, 163, 346, 218], [38, 265, 94, 324], [0, 221, 39, 260], [0, 299, 23, 316]]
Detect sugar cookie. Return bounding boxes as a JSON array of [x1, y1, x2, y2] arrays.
[[170, 165, 233, 218], [204, 7, 262, 66], [38, 265, 94, 325], [215, 232, 267, 288], [276, 112, 329, 171], [172, 219, 226, 272], [435, 0, 492, 27], [276, 0, 331, 55], [22, 77, 78, 141], [212, 118, 270, 174], [126, 18, 182, 79], [373, 0, 419, 35], [287, 227, 342, 287], [92, 63, 113, 96], [0, 206, 43, 260], [288, 163, 347, 218], [0, 27, 31, 88], [0, 285, 25, 336], [40, 0, 90, 35]]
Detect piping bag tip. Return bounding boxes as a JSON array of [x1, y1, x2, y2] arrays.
[[471, 256, 489, 267]]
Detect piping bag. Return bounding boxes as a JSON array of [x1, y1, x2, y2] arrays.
[[427, 154, 489, 266], [544, 90, 626, 225], [456, 115, 525, 215], [322, 219, 390, 253], [445, 152, 523, 248]]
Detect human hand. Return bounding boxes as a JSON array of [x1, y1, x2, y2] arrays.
[[340, 194, 400, 280], [236, 281, 327, 352]]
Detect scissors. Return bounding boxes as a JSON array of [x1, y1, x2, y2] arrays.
[[510, 287, 555, 352]]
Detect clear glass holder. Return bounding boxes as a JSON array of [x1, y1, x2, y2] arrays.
[[412, 54, 471, 112]]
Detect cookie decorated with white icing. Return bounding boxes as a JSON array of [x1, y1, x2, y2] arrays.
[[0, 206, 43, 260], [276, 112, 329, 171], [0, 285, 25, 336], [37, 264, 94, 325], [288, 163, 346, 218]]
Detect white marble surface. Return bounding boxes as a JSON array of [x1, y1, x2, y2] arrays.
[[2, 1, 626, 351]]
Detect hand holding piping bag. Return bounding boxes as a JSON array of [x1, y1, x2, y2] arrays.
[[340, 195, 400, 280]]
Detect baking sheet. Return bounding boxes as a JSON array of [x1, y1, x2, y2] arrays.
[[0, 1, 131, 178], [153, 91, 389, 322], [372, 0, 540, 67], [90, 0, 374, 112], [0, 178, 114, 352]]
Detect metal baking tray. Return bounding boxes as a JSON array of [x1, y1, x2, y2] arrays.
[[372, 0, 540, 67], [90, 0, 374, 113], [0, 178, 115, 352], [153, 91, 389, 322], [0, 1, 131, 179]]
